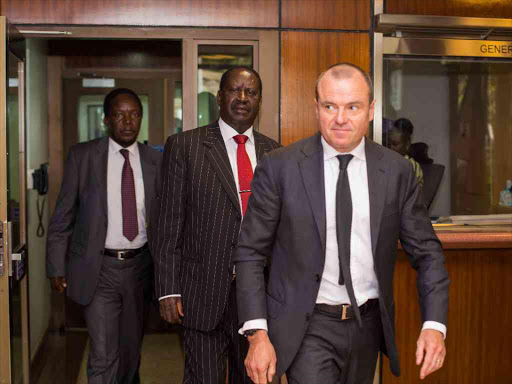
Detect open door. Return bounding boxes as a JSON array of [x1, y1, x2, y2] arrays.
[[0, 16, 29, 384]]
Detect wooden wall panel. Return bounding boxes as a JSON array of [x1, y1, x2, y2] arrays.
[[382, 248, 512, 384], [0, 0, 279, 27], [386, 0, 512, 19], [281, 0, 371, 30], [280, 31, 370, 146]]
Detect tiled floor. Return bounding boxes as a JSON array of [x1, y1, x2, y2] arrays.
[[31, 330, 89, 384], [31, 330, 376, 384], [32, 330, 184, 384]]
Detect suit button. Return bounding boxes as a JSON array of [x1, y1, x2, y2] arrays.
[[305, 313, 310, 321], [231, 241, 237, 247], [315, 274, 320, 282]]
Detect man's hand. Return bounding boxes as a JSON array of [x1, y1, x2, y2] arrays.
[[245, 330, 277, 384], [416, 329, 446, 380], [159, 297, 184, 324], [49, 277, 67, 293]]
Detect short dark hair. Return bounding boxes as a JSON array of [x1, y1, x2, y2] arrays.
[[393, 118, 414, 137], [219, 66, 262, 94], [315, 62, 373, 102], [103, 88, 143, 117], [390, 118, 413, 153]]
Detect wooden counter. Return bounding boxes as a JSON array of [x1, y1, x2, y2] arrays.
[[382, 226, 512, 384]]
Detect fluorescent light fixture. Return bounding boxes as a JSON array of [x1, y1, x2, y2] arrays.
[[82, 78, 115, 88]]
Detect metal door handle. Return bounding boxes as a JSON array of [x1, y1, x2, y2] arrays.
[[10, 243, 26, 280], [12, 248, 25, 261]]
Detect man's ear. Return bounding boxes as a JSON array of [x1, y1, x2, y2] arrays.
[[368, 99, 376, 122], [217, 90, 222, 107]]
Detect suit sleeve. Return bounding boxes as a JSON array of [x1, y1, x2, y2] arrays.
[[46, 149, 79, 277], [151, 134, 187, 298], [234, 152, 281, 323], [399, 163, 450, 325]]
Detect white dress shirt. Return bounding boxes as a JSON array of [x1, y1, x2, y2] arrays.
[[317, 136, 378, 306], [159, 118, 256, 300], [105, 138, 147, 249], [242, 137, 446, 338]]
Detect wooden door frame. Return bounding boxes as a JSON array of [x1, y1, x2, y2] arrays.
[[0, 16, 30, 384], [32, 26, 279, 332], [0, 16, 11, 384], [39, 26, 278, 215]]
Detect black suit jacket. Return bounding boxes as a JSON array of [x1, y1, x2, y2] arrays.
[[46, 137, 162, 305], [234, 134, 450, 377], [151, 122, 280, 332]]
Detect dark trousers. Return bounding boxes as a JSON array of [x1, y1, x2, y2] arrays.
[[286, 301, 383, 384], [182, 280, 251, 384], [83, 250, 153, 384]]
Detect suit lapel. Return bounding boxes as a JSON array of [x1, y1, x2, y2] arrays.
[[365, 138, 389, 257], [298, 133, 327, 253], [203, 123, 241, 215], [138, 143, 157, 222], [254, 132, 273, 161], [93, 137, 109, 219]]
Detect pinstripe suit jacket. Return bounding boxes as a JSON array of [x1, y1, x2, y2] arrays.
[[152, 121, 280, 332]]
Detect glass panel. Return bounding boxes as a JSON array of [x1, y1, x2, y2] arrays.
[[7, 51, 23, 384], [77, 94, 149, 143], [382, 57, 512, 217], [197, 45, 253, 126], [174, 81, 183, 133]]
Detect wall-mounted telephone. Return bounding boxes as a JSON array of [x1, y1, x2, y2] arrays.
[[31, 163, 49, 237], [32, 163, 48, 195]]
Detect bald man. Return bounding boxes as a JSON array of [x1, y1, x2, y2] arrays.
[[234, 63, 449, 384]]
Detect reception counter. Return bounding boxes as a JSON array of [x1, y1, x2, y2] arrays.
[[381, 225, 512, 383]]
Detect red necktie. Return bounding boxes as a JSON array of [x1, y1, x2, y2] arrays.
[[120, 149, 138, 241], [233, 135, 254, 215]]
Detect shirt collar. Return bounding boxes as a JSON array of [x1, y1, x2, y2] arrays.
[[218, 117, 255, 145], [109, 137, 139, 157], [321, 136, 366, 162]]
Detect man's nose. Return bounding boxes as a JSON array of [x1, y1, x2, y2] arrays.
[[335, 109, 347, 125], [123, 113, 133, 124], [237, 89, 248, 102]]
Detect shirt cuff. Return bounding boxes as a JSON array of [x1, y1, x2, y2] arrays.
[[159, 294, 181, 301], [238, 319, 268, 335], [422, 321, 447, 339]]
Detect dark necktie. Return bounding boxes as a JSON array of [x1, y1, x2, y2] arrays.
[[233, 135, 254, 215], [336, 154, 361, 327], [120, 149, 138, 241]]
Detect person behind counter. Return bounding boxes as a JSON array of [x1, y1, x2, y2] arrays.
[[388, 118, 424, 189]]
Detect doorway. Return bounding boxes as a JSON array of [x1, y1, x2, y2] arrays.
[[18, 26, 278, 384]]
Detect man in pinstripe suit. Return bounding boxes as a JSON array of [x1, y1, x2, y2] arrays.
[[151, 67, 280, 384]]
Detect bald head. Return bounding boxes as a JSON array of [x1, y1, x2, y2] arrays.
[[315, 63, 373, 103]]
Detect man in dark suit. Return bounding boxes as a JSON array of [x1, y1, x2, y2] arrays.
[[47, 88, 161, 384], [151, 67, 280, 383], [234, 63, 450, 384]]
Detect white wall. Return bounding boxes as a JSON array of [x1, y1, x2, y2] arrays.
[[26, 39, 51, 361]]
